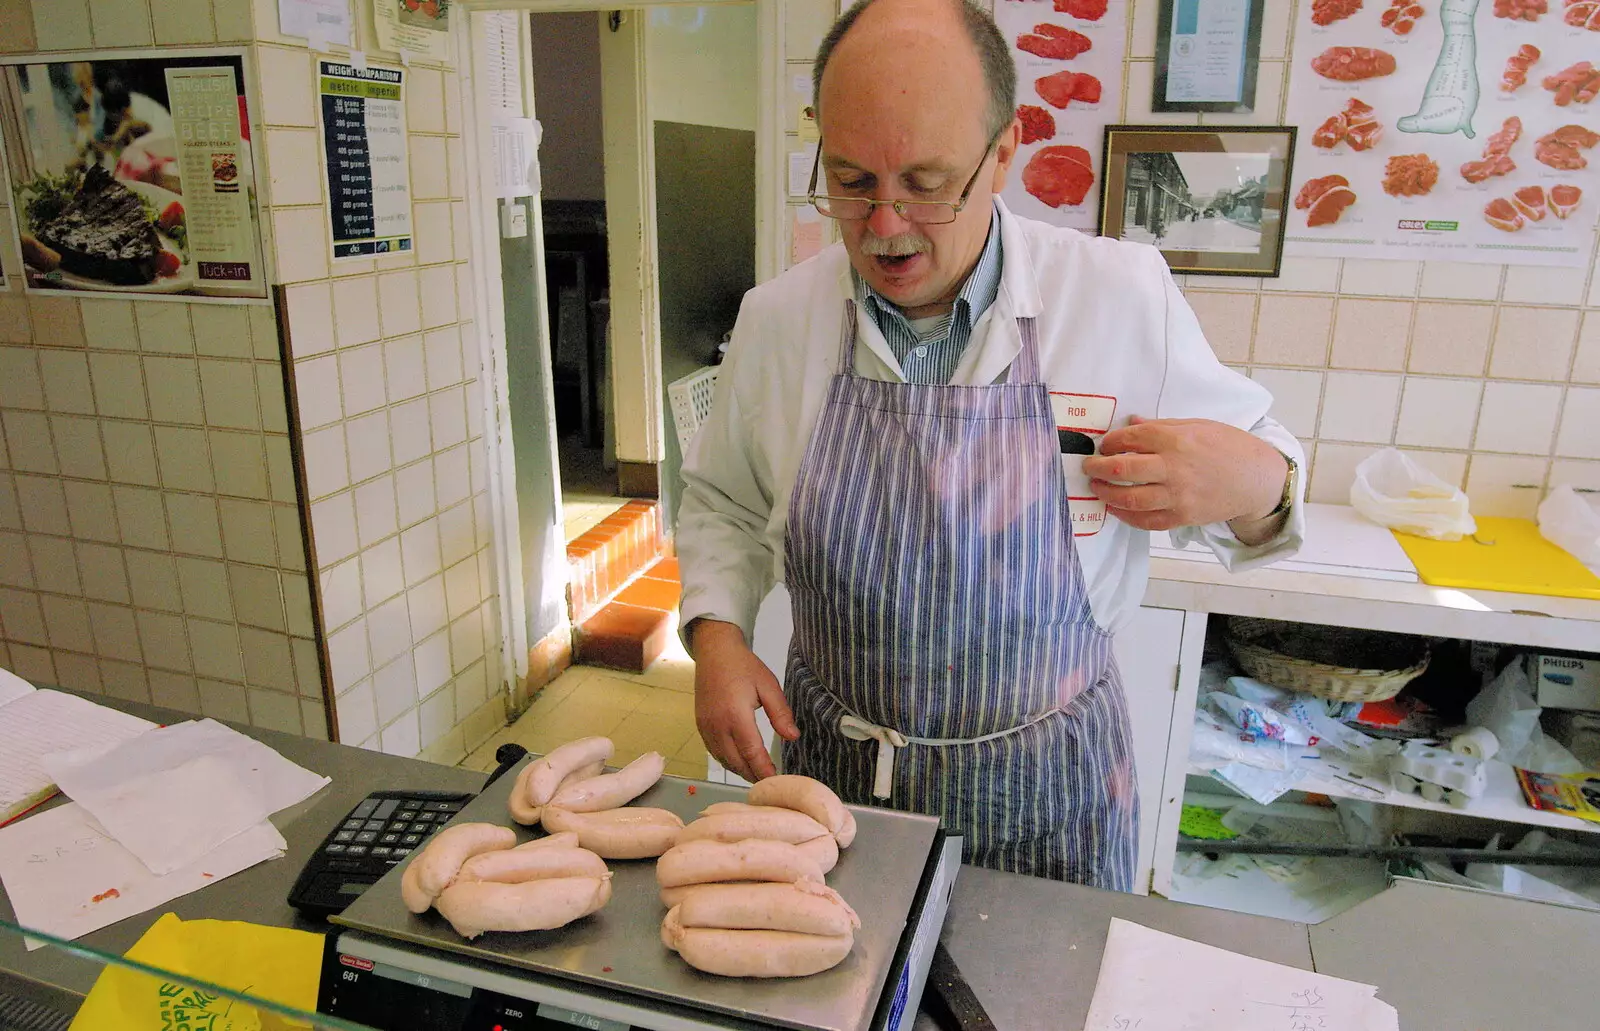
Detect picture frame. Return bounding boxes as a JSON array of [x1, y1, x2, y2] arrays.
[[1153, 0, 1265, 114], [1099, 125, 1296, 278]]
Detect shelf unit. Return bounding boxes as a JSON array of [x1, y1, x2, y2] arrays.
[[1187, 755, 1600, 837]]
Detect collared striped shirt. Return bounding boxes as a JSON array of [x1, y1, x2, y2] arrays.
[[855, 210, 1004, 385]]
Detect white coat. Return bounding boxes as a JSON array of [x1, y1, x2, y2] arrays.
[[677, 198, 1306, 641]]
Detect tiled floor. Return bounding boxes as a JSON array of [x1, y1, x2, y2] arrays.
[[460, 629, 706, 780]]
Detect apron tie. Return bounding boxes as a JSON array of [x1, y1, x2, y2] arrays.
[[838, 709, 1062, 799], [838, 716, 908, 798]]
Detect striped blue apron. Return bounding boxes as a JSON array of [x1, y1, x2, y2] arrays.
[[780, 302, 1137, 888]]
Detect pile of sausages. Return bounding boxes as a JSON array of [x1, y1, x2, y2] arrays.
[[656, 775, 861, 978], [508, 735, 684, 859], [399, 824, 613, 939], [399, 738, 864, 978]]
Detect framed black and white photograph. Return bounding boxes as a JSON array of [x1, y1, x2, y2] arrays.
[[1099, 125, 1295, 278], [1153, 0, 1265, 114]]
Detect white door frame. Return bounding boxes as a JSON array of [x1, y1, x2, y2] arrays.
[[457, 1, 781, 685]]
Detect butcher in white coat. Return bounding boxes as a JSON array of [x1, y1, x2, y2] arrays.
[[677, 0, 1305, 886]]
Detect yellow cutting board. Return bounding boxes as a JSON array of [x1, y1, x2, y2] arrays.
[[1392, 517, 1600, 600]]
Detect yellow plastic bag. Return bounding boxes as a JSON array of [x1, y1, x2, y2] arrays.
[[69, 913, 322, 1030]]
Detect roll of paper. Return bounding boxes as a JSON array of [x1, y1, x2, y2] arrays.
[[1450, 727, 1499, 761]]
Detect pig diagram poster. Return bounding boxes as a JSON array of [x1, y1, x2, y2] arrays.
[[1285, 0, 1599, 267], [995, 0, 1129, 233]]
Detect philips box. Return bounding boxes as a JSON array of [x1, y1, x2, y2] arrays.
[[1532, 653, 1600, 713]]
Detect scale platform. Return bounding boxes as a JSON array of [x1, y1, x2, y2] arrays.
[[322, 759, 960, 1031]]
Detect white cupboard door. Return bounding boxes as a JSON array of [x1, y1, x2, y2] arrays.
[[1113, 605, 1187, 894]]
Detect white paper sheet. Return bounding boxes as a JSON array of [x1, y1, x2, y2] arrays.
[[0, 689, 154, 823], [789, 145, 818, 199], [1151, 502, 1420, 582], [0, 667, 33, 707], [0, 802, 284, 950], [42, 719, 329, 876], [278, 0, 353, 47], [1083, 919, 1399, 1031]]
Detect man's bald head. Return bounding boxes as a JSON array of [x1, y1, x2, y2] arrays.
[[813, 0, 1016, 142]]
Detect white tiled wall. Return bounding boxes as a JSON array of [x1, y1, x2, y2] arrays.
[[259, 15, 504, 766], [0, 0, 506, 763], [778, 0, 1600, 521]]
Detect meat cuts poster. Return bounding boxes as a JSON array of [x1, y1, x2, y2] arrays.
[[1285, 0, 1600, 267], [995, 0, 1129, 232]]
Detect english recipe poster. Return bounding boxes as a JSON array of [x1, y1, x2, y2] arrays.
[[1285, 0, 1600, 267], [995, 0, 1130, 233]]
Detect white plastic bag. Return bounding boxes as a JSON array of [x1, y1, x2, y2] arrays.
[[1349, 448, 1476, 541], [1465, 659, 1583, 774], [1538, 485, 1600, 571]]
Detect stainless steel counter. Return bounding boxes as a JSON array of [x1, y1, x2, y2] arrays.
[[4, 697, 1596, 1031]]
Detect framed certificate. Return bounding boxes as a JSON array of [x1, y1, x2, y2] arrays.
[[1153, 0, 1265, 114]]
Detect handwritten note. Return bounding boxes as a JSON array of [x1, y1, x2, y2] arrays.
[[1083, 919, 1399, 1031], [0, 802, 284, 950]]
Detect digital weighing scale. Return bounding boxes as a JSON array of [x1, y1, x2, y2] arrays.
[[318, 761, 963, 1031]]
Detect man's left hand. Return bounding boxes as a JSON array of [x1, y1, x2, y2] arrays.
[[1083, 416, 1288, 542]]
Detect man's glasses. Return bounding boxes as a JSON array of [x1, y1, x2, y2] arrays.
[[808, 132, 999, 226]]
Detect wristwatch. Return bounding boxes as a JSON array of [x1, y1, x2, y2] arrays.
[[1267, 447, 1298, 518]]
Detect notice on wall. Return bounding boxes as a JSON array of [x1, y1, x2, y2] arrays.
[[491, 113, 539, 198], [278, 0, 353, 47], [0, 51, 268, 299], [994, 0, 1130, 233], [319, 61, 413, 260], [373, 0, 451, 62], [1284, 0, 1599, 267]]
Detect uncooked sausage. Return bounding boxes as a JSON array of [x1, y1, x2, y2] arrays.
[[542, 806, 684, 859], [676, 881, 860, 937], [678, 809, 830, 847], [747, 775, 853, 845], [435, 875, 612, 938], [527, 737, 615, 806], [517, 831, 580, 851], [508, 758, 607, 826], [660, 881, 766, 908], [656, 838, 825, 888], [400, 823, 516, 913], [456, 845, 608, 885], [794, 833, 840, 874], [662, 906, 853, 978], [551, 752, 666, 812]]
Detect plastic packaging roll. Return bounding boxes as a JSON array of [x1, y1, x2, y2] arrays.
[[1450, 727, 1499, 761]]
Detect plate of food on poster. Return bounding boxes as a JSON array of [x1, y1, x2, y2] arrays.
[[1, 53, 266, 298]]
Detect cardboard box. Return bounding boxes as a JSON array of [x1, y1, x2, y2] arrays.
[[1532, 652, 1600, 712]]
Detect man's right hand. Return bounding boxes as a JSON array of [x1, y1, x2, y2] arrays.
[[690, 619, 799, 782]]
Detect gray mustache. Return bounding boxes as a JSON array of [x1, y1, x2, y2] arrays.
[[859, 232, 929, 257]]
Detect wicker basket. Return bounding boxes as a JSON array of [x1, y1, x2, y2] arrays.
[[1224, 617, 1430, 703]]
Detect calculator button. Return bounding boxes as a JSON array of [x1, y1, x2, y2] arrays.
[[392, 846, 412, 857], [355, 831, 378, 843], [346, 845, 368, 856], [371, 846, 392, 857], [380, 833, 400, 844], [415, 812, 436, 822], [362, 820, 386, 832], [334, 831, 355, 843], [425, 801, 462, 813], [342, 820, 363, 832], [325, 843, 348, 854], [407, 822, 429, 834], [351, 799, 379, 819], [401, 833, 422, 845], [372, 799, 400, 820]]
